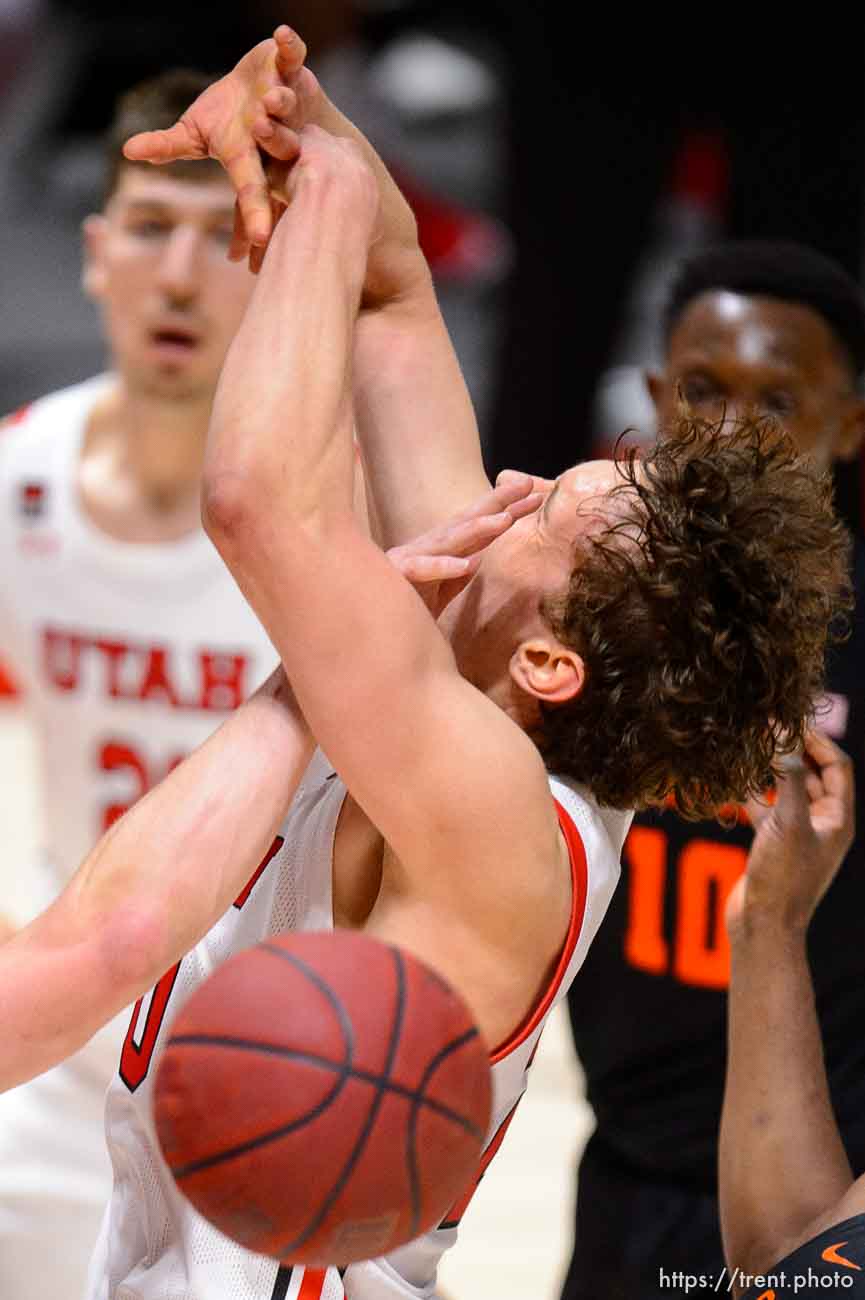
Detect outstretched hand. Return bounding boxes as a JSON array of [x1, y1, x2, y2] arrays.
[[123, 27, 318, 255], [725, 732, 854, 940], [387, 476, 542, 619]]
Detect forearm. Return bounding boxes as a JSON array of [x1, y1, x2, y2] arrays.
[[354, 299, 489, 545], [308, 88, 421, 301], [312, 82, 488, 528], [0, 671, 313, 1091], [205, 164, 368, 531], [720, 925, 852, 1278]]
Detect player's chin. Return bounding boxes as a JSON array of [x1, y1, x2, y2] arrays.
[[138, 364, 214, 402]]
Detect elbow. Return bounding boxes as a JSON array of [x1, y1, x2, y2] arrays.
[[201, 468, 260, 554], [95, 902, 177, 1003]]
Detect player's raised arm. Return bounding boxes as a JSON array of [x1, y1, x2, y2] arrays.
[[269, 26, 491, 543], [0, 668, 313, 1092], [202, 129, 565, 1047], [126, 25, 491, 545], [720, 734, 857, 1286]]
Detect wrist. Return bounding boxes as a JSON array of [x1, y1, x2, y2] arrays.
[[729, 905, 810, 953]]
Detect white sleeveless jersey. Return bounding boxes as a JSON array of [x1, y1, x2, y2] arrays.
[[88, 752, 631, 1300], [0, 376, 277, 906]]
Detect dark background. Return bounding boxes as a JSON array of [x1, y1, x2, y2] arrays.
[[2, 1, 863, 526]]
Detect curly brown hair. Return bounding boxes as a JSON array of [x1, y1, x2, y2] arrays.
[[535, 415, 851, 817]]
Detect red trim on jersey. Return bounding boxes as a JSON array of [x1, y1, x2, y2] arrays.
[[296, 1269, 327, 1298], [0, 659, 20, 698], [489, 797, 588, 1064], [0, 404, 30, 432]]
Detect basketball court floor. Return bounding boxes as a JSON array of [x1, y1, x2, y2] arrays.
[[0, 701, 594, 1300]]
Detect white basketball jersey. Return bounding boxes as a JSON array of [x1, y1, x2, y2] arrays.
[[88, 753, 630, 1300], [0, 376, 277, 907]]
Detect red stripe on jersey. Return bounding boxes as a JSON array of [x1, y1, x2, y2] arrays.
[[490, 797, 587, 1063], [233, 836, 285, 908], [442, 1100, 521, 1227], [297, 1269, 328, 1298]]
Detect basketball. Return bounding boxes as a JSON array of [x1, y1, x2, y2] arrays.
[[152, 929, 492, 1267]]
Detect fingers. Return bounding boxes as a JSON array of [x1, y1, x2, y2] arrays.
[[802, 730, 853, 801], [772, 750, 812, 829], [393, 554, 479, 584], [431, 506, 535, 557], [252, 117, 302, 163], [228, 202, 250, 264], [222, 145, 273, 248], [262, 86, 296, 121], [123, 121, 202, 164], [497, 468, 555, 497], [253, 86, 303, 162], [273, 25, 308, 79], [506, 491, 544, 520], [456, 475, 539, 526]]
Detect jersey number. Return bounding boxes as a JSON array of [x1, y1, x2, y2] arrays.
[[623, 825, 746, 989], [99, 739, 186, 832], [119, 835, 284, 1092]]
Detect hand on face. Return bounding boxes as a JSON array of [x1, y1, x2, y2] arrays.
[[123, 27, 318, 260], [725, 731, 854, 941], [386, 475, 543, 619]]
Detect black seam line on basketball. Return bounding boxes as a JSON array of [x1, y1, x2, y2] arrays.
[[257, 943, 357, 1068], [169, 1061, 354, 1178], [407, 1026, 485, 1238], [268, 944, 409, 1261], [170, 945, 356, 1181], [165, 1033, 485, 1142]]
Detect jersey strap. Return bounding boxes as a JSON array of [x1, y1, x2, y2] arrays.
[[490, 797, 587, 1063]]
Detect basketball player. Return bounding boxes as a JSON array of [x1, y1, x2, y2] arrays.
[[89, 43, 848, 1289], [560, 242, 865, 1300], [0, 483, 533, 1089], [0, 70, 279, 1300], [721, 733, 865, 1300]]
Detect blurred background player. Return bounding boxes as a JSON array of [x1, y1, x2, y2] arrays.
[[561, 240, 865, 1300], [0, 70, 276, 1300]]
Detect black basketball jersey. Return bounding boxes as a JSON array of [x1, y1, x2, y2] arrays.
[[568, 537, 865, 1189], [738, 1213, 865, 1298]]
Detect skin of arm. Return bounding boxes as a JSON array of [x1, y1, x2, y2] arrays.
[[720, 734, 857, 1289], [0, 667, 313, 1093], [0, 438, 524, 1092], [260, 31, 491, 542], [263, 28, 493, 544], [202, 131, 566, 1046]]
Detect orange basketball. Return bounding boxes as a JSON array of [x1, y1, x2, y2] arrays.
[[152, 929, 492, 1267]]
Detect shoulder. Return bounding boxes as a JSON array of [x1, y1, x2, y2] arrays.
[[548, 774, 632, 878], [0, 376, 108, 466]]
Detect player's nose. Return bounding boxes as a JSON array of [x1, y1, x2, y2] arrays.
[[155, 227, 202, 302]]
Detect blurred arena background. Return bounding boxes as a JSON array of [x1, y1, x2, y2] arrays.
[[1, 3, 864, 1297]]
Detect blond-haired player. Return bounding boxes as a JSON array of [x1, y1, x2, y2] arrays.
[[0, 69, 277, 1300]]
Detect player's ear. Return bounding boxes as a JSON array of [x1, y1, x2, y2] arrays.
[[836, 394, 865, 461], [82, 214, 108, 300], [510, 638, 585, 705]]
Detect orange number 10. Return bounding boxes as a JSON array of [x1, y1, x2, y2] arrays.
[[623, 826, 747, 990]]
